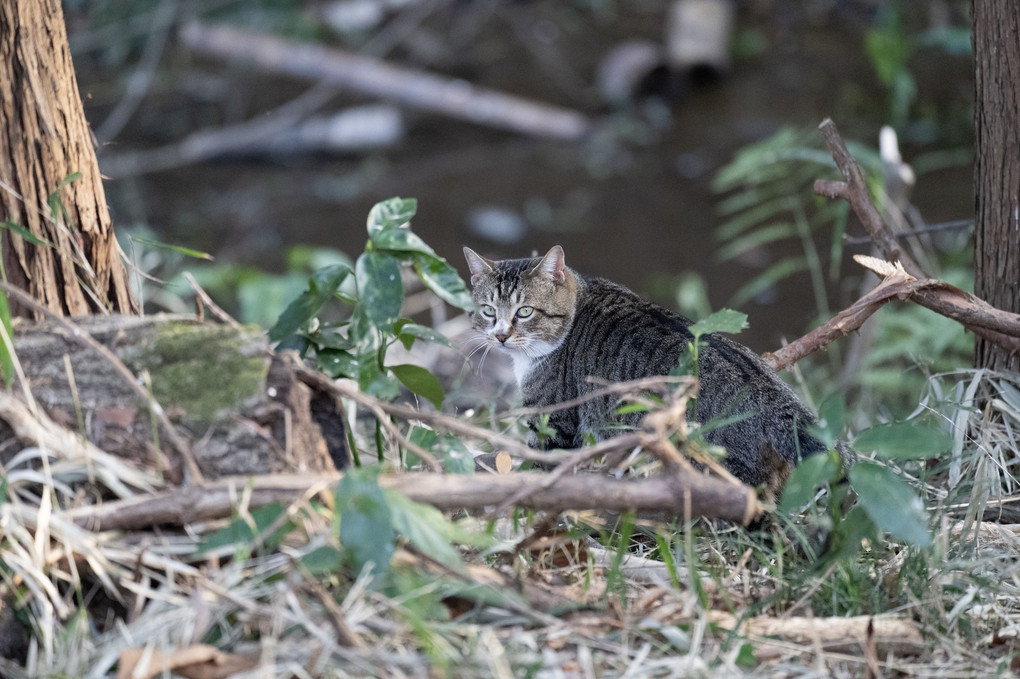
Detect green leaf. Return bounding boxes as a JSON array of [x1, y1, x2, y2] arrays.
[[367, 197, 417, 234], [196, 503, 294, 555], [358, 356, 400, 401], [849, 463, 930, 547], [0, 291, 14, 389], [390, 363, 444, 410], [439, 434, 474, 474], [1, 220, 46, 246], [823, 505, 879, 563], [735, 643, 757, 668], [356, 252, 403, 328], [386, 491, 465, 569], [55, 171, 83, 190], [335, 470, 395, 581], [307, 327, 355, 351], [317, 348, 358, 379], [395, 321, 454, 350], [268, 264, 351, 342], [300, 545, 345, 575], [727, 256, 809, 309], [371, 227, 436, 258], [616, 402, 651, 416], [854, 422, 953, 460], [408, 425, 438, 449], [129, 235, 214, 260], [778, 451, 839, 514], [412, 255, 474, 310], [47, 172, 82, 223], [689, 309, 748, 338], [815, 395, 846, 448]]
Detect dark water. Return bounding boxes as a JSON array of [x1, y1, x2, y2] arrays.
[[90, 3, 974, 351]]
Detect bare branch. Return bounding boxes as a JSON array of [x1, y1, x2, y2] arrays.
[[66, 469, 763, 531], [809, 118, 1020, 358], [178, 21, 591, 142]]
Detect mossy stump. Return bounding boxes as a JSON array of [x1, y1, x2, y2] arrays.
[[6, 314, 347, 482]]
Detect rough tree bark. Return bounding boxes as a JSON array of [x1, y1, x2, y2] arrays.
[[973, 0, 1020, 372], [0, 0, 137, 317]]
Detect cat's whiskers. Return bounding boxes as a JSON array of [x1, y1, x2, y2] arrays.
[[475, 345, 494, 375]]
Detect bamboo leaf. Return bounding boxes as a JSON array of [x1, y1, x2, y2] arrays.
[[1, 220, 46, 246]]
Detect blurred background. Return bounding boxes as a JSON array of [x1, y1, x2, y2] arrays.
[[66, 0, 974, 367]]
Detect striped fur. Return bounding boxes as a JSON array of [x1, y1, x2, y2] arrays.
[[464, 245, 837, 488]]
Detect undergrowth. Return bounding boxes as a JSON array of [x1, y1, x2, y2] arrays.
[[2, 177, 1018, 678]]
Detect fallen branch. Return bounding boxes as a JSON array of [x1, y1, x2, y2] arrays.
[[67, 470, 763, 531], [179, 21, 591, 142], [709, 611, 924, 657], [764, 256, 1020, 370], [101, 103, 403, 179], [765, 263, 922, 370]]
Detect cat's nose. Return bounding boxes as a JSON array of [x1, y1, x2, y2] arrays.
[[494, 333, 510, 344]]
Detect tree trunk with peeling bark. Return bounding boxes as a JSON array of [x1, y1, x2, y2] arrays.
[[0, 0, 137, 317], [973, 0, 1020, 372]]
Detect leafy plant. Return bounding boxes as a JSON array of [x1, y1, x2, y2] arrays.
[[712, 127, 879, 315], [269, 197, 473, 411], [780, 414, 954, 552]]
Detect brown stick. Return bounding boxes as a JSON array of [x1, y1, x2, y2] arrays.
[[66, 470, 762, 531], [178, 21, 591, 142], [708, 611, 924, 657], [765, 257, 1020, 370]]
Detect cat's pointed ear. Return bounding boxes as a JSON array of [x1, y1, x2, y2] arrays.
[[463, 247, 494, 286], [534, 245, 566, 285]]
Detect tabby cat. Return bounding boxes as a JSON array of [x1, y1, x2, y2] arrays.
[[464, 244, 842, 489]]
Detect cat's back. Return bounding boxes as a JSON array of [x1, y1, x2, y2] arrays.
[[563, 275, 694, 382]]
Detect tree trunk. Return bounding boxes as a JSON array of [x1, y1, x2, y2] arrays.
[[0, 0, 137, 317], [973, 0, 1020, 372]]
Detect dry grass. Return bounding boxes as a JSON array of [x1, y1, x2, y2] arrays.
[[1, 369, 1020, 678]]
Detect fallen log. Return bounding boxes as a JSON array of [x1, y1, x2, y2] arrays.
[[66, 470, 763, 531], [178, 21, 591, 142]]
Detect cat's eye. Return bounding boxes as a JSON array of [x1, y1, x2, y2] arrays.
[[516, 306, 534, 318], [480, 304, 496, 317]]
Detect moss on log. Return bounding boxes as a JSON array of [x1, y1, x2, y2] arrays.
[[7, 314, 347, 481]]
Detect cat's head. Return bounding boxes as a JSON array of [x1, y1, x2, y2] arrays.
[[462, 245, 578, 363]]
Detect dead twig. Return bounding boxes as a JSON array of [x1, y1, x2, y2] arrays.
[[182, 272, 241, 329], [816, 119, 1020, 354], [766, 118, 1020, 369]]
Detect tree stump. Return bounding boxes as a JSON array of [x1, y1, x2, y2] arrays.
[[6, 314, 348, 482]]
